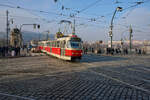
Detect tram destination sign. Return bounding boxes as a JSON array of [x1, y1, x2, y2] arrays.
[[71, 37, 81, 42]]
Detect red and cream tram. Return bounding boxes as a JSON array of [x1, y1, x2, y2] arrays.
[[38, 34, 82, 61]]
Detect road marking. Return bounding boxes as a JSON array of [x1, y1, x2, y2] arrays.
[[0, 92, 35, 100], [128, 67, 150, 73], [141, 67, 150, 72], [90, 70, 150, 94], [100, 67, 150, 84]]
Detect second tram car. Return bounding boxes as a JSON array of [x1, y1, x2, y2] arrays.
[[38, 34, 82, 61]]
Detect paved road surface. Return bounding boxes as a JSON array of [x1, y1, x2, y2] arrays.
[[0, 54, 150, 100]]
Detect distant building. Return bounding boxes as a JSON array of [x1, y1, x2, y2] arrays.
[[10, 28, 23, 47]]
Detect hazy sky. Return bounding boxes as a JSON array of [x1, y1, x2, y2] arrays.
[[0, 0, 150, 41]]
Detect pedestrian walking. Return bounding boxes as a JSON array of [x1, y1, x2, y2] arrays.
[[0, 47, 2, 57], [11, 47, 15, 57], [138, 49, 141, 54], [15, 47, 18, 56], [17, 47, 20, 56], [2, 47, 6, 57]]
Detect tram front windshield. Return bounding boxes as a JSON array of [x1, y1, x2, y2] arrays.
[[67, 41, 81, 49]]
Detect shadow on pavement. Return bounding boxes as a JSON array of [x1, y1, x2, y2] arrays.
[[80, 54, 128, 63]]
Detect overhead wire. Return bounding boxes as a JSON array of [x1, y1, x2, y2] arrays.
[[0, 0, 115, 26], [0, 4, 66, 25], [0, 0, 149, 30], [0, 3, 100, 22], [123, 0, 150, 11], [78, 0, 103, 14], [118, 0, 150, 25]]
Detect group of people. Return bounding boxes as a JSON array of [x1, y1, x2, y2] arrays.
[[0, 46, 21, 57], [106, 48, 123, 55], [135, 48, 146, 54], [83, 47, 146, 55], [0, 47, 8, 57]]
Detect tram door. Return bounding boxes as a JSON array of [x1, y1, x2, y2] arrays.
[[60, 40, 66, 56]]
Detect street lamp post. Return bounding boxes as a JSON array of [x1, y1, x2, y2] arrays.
[[6, 10, 13, 47], [6, 10, 14, 55], [6, 10, 9, 48], [129, 25, 133, 53], [109, 7, 123, 49]]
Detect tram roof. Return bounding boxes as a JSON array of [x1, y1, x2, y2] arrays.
[[39, 34, 81, 43]]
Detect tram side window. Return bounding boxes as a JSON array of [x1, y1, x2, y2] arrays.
[[47, 42, 50, 46], [56, 41, 57, 47], [55, 41, 56, 47], [52, 42, 54, 47], [61, 41, 63, 48], [67, 41, 71, 48], [56, 41, 58, 47], [57, 41, 60, 47], [62, 41, 64, 48], [54, 41, 56, 47], [62, 40, 66, 48], [60, 41, 62, 48], [50, 42, 52, 47]]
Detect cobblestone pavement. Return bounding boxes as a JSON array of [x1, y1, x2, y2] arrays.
[[0, 54, 150, 100]]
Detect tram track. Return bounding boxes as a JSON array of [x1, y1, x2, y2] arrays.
[[0, 92, 35, 100], [97, 67, 150, 83], [79, 55, 150, 94], [83, 65, 150, 95], [89, 70, 150, 95]]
